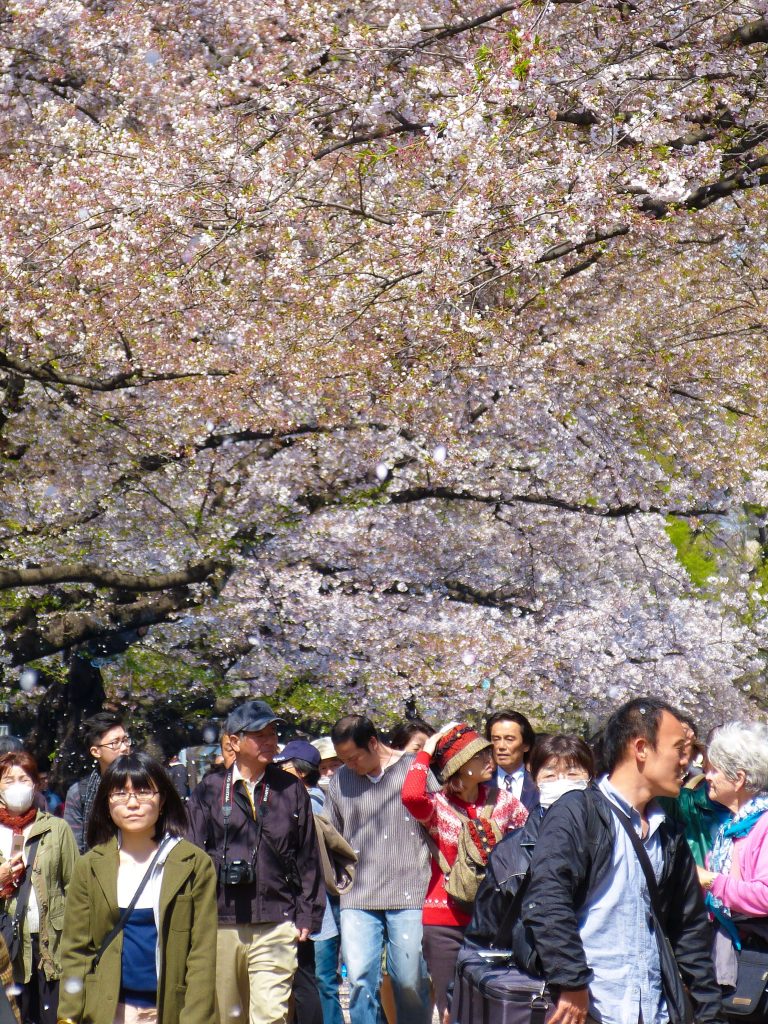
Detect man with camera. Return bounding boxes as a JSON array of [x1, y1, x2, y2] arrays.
[[188, 700, 325, 1024]]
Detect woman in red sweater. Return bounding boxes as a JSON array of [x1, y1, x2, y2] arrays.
[[401, 722, 527, 1021]]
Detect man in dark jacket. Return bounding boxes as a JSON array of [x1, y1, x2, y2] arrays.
[[522, 697, 723, 1024], [485, 709, 539, 810], [63, 711, 131, 852], [188, 700, 325, 1024]]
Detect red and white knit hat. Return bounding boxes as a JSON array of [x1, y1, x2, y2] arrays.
[[434, 723, 491, 780]]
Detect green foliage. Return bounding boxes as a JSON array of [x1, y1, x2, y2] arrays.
[[665, 516, 719, 588], [474, 43, 494, 83], [119, 647, 222, 696], [270, 674, 349, 733]]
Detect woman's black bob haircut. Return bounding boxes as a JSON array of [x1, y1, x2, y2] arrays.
[[86, 752, 188, 848]]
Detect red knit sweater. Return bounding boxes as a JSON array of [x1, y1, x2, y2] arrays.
[[401, 750, 528, 927]]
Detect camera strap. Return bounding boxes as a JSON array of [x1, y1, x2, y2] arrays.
[[222, 769, 271, 872]]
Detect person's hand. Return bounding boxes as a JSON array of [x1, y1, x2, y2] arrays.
[[423, 721, 461, 758], [697, 866, 716, 891], [296, 927, 311, 942], [549, 988, 589, 1024], [0, 855, 24, 896], [421, 733, 441, 757]]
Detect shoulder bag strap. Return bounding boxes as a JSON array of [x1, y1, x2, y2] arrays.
[[421, 828, 452, 876], [606, 800, 664, 916], [11, 837, 40, 932], [479, 783, 499, 820], [93, 839, 168, 968], [420, 796, 465, 876], [606, 800, 693, 1024]]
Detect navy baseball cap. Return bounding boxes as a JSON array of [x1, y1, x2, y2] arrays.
[[226, 700, 284, 735], [273, 739, 321, 768]]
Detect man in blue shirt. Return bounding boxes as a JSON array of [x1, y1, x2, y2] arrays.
[[522, 697, 722, 1024]]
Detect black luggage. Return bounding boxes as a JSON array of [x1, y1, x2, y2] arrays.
[[451, 947, 555, 1024]]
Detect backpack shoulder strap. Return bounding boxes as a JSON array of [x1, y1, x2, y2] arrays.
[[479, 783, 499, 819]]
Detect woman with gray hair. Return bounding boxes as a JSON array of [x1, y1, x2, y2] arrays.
[[697, 720, 768, 984]]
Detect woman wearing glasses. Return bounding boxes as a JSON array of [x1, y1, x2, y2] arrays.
[[58, 753, 217, 1024], [0, 751, 78, 1024], [463, 734, 595, 951]]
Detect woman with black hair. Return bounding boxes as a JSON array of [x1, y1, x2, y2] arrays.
[[462, 734, 595, 952], [57, 754, 217, 1024]]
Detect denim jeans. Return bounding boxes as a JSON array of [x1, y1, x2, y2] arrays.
[[340, 908, 431, 1024], [314, 900, 344, 1024]]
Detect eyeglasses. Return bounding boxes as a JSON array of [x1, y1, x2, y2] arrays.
[[537, 769, 589, 782], [96, 735, 132, 751], [108, 788, 158, 804]]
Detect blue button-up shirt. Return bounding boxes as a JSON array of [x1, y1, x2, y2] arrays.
[[578, 778, 668, 1024]]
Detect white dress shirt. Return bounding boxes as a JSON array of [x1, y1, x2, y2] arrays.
[[495, 763, 525, 801]]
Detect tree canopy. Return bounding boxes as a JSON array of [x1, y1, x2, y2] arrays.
[[2, 0, 768, 730]]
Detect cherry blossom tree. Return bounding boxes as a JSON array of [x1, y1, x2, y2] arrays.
[[2, 0, 768, 732]]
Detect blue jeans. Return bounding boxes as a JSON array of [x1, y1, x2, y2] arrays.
[[315, 900, 344, 1024], [340, 908, 431, 1024]]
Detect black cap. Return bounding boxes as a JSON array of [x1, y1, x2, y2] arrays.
[[226, 700, 284, 735]]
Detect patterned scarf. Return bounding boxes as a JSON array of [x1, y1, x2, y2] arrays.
[[81, 768, 101, 845], [0, 805, 36, 834], [706, 792, 768, 948]]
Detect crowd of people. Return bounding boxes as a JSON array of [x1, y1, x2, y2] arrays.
[[0, 697, 766, 1024]]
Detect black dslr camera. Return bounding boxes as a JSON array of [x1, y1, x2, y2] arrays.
[[219, 860, 256, 886]]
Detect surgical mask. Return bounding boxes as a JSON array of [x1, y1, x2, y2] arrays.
[[538, 778, 588, 809], [1, 782, 35, 815]]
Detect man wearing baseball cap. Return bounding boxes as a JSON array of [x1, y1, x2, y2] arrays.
[[188, 701, 325, 1024]]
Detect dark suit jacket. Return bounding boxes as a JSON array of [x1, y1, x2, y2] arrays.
[[520, 770, 539, 811], [495, 767, 539, 811]]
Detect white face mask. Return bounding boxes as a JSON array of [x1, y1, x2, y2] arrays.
[[538, 778, 588, 809], [2, 782, 35, 815]]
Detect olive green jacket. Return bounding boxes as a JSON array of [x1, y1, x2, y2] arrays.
[[58, 837, 217, 1024], [0, 812, 78, 983]]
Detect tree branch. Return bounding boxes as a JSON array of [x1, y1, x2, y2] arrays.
[[387, 486, 726, 518], [536, 225, 630, 264], [635, 155, 768, 217], [3, 589, 206, 666], [444, 578, 535, 614], [0, 351, 230, 392], [727, 17, 768, 46], [314, 119, 427, 159], [0, 557, 224, 592]]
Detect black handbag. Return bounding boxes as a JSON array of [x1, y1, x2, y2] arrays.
[[0, 837, 40, 962], [721, 946, 768, 1019]]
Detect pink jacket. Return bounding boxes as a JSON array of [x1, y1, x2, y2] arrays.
[[710, 809, 768, 916]]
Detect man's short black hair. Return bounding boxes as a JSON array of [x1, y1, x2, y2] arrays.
[[331, 715, 377, 750], [602, 696, 685, 774], [484, 709, 536, 755], [83, 712, 125, 750]]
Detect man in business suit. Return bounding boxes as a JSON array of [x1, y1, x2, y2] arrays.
[[485, 709, 539, 809]]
